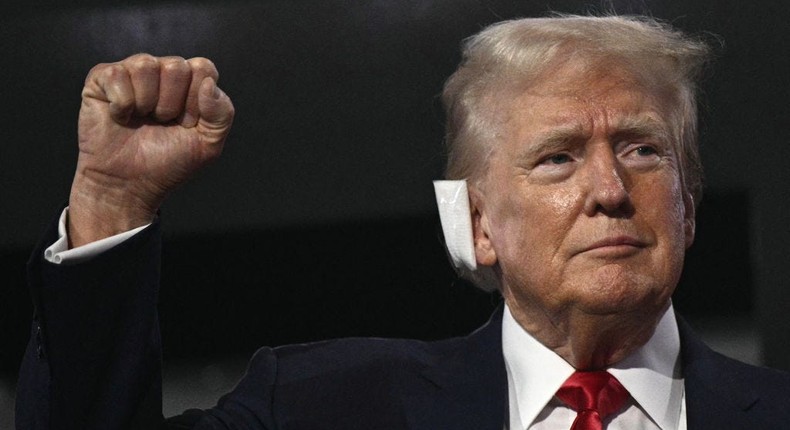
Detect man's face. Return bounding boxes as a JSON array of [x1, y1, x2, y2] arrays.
[[473, 65, 695, 327]]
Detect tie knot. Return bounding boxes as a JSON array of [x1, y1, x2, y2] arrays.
[[557, 371, 629, 422]]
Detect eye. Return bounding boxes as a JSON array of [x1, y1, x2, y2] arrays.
[[620, 142, 663, 170], [544, 153, 572, 165], [530, 152, 576, 182], [635, 145, 658, 156]]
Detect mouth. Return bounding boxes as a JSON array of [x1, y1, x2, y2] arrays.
[[577, 236, 647, 257]]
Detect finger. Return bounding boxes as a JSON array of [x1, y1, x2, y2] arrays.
[[181, 57, 219, 128], [197, 77, 235, 143], [83, 62, 135, 125], [123, 53, 161, 117], [153, 56, 191, 122]]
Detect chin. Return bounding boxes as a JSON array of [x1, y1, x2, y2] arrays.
[[575, 265, 673, 315]]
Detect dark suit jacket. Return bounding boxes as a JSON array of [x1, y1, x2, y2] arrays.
[[16, 215, 790, 429]]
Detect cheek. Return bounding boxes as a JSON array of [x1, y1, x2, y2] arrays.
[[632, 169, 685, 223], [635, 174, 689, 279], [544, 187, 579, 213], [648, 177, 688, 241], [490, 187, 581, 276], [529, 192, 583, 264]]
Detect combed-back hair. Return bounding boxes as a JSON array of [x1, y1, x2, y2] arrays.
[[441, 14, 712, 292]]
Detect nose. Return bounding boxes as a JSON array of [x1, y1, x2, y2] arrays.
[[582, 145, 632, 217]]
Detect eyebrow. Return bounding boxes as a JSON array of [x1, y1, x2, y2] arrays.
[[520, 123, 587, 161], [520, 114, 671, 161], [612, 115, 671, 143]]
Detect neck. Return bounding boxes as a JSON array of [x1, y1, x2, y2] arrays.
[[504, 296, 668, 369]]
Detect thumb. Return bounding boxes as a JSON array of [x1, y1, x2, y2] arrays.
[[197, 77, 235, 132]]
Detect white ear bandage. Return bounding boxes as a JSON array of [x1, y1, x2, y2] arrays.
[[433, 180, 477, 271]]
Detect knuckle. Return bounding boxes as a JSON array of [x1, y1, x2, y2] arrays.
[[128, 52, 157, 62], [161, 55, 186, 62], [104, 63, 127, 78], [188, 56, 215, 68], [187, 57, 219, 78], [160, 56, 189, 73], [85, 62, 113, 83], [86, 63, 127, 90], [126, 53, 159, 74], [86, 62, 108, 77]]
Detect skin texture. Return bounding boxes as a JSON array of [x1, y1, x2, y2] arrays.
[[471, 63, 696, 370], [68, 53, 235, 248]]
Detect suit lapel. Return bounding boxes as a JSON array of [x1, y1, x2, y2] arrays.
[[678, 316, 763, 429], [403, 305, 508, 430], [401, 306, 772, 429]]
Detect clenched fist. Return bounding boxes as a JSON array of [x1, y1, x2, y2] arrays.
[[68, 54, 235, 248]]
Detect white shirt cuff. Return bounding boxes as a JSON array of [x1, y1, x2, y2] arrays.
[[44, 207, 151, 265]]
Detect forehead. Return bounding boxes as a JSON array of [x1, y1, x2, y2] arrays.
[[501, 64, 672, 138]]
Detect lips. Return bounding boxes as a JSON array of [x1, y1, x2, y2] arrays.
[[577, 235, 647, 256]]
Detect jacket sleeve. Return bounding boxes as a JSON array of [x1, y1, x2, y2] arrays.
[[16, 211, 165, 430], [162, 347, 280, 429]]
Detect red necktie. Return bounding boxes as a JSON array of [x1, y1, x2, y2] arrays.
[[556, 371, 629, 430]]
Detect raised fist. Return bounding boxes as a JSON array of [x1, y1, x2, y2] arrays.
[[68, 53, 235, 247]]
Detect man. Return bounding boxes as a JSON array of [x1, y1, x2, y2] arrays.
[[16, 14, 790, 430]]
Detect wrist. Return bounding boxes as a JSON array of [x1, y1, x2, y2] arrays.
[[68, 173, 158, 248]]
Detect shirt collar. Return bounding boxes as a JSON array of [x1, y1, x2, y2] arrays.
[[608, 303, 683, 430], [502, 302, 683, 430]]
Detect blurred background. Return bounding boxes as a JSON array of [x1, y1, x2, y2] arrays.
[[1, 0, 788, 426]]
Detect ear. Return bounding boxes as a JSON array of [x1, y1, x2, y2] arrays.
[[470, 187, 498, 266], [683, 191, 696, 249]]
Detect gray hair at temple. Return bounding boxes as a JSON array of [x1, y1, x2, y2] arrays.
[[441, 14, 712, 292]]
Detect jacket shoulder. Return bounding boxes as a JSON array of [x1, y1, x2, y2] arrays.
[[679, 316, 790, 427], [270, 335, 465, 384]]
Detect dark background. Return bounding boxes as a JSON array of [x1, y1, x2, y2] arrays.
[[2, 0, 789, 407]]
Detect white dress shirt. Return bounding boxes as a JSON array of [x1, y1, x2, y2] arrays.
[[44, 207, 149, 264], [503, 303, 686, 429]]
